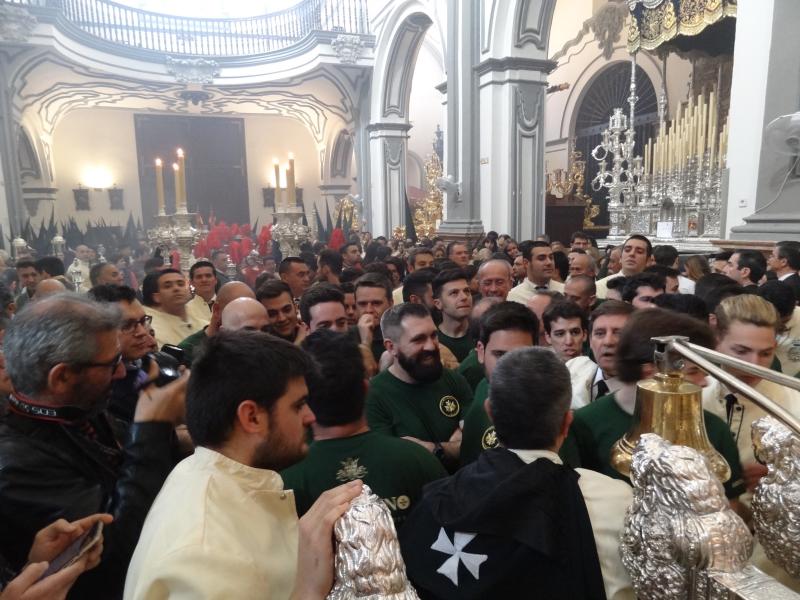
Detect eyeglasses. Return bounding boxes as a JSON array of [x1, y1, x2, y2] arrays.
[[78, 352, 123, 373], [121, 315, 153, 333]]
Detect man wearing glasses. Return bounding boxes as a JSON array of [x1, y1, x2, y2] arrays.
[[90, 284, 156, 424], [0, 294, 188, 599]]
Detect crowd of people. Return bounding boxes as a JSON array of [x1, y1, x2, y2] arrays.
[[0, 229, 799, 599]]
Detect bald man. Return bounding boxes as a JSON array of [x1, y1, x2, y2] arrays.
[[526, 291, 560, 348], [177, 281, 254, 362], [477, 259, 514, 300], [33, 278, 66, 299], [220, 298, 270, 331]]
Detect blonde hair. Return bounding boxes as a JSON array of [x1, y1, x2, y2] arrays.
[[715, 294, 780, 337]]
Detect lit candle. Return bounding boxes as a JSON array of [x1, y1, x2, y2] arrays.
[[708, 90, 717, 165], [273, 158, 282, 210], [176, 148, 187, 213], [172, 163, 180, 212], [287, 153, 296, 209], [155, 158, 165, 216]]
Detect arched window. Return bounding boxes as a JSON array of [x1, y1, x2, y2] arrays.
[[574, 62, 658, 226]]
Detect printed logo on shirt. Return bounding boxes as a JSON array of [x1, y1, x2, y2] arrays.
[[481, 426, 498, 450], [336, 457, 368, 482], [439, 395, 460, 417]]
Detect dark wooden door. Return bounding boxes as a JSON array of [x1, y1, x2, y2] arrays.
[[135, 115, 249, 228]]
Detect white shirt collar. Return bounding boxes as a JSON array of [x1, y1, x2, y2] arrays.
[[779, 271, 796, 281], [507, 448, 563, 465]]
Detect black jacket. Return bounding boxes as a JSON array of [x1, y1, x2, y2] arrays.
[[0, 411, 176, 599]]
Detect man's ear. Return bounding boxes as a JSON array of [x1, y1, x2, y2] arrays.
[[433, 298, 443, 311], [383, 338, 396, 355], [47, 363, 75, 396], [741, 267, 751, 282], [152, 291, 162, 306], [484, 396, 493, 423], [476, 340, 486, 365], [236, 400, 268, 435]]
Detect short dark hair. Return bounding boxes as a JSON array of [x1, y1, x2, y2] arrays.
[[211, 250, 227, 261], [381, 302, 431, 341], [615, 308, 715, 383], [279, 257, 307, 275], [651, 293, 708, 322], [354, 272, 392, 302], [776, 242, 800, 270], [363, 262, 392, 281], [318, 249, 343, 276], [384, 256, 405, 280], [644, 264, 680, 280], [35, 256, 65, 277], [301, 329, 365, 427], [570, 231, 590, 243], [89, 284, 138, 304], [299, 284, 344, 325], [143, 257, 164, 274], [713, 251, 732, 262], [403, 269, 435, 303], [299, 251, 317, 272], [653, 245, 679, 267], [695, 273, 743, 315], [339, 242, 359, 256], [624, 234, 653, 257], [15, 260, 36, 271], [490, 348, 571, 449], [186, 330, 315, 447], [407, 247, 434, 268], [733, 249, 767, 283], [478, 301, 539, 346], [253, 271, 277, 290], [446, 241, 466, 257], [339, 268, 362, 284], [526, 240, 551, 260], [189, 260, 216, 280], [757, 280, 796, 320], [553, 251, 569, 281], [606, 276, 628, 292], [621, 272, 666, 303], [89, 263, 111, 286], [588, 300, 635, 335], [542, 300, 588, 334], [432, 268, 468, 299], [256, 280, 293, 302]]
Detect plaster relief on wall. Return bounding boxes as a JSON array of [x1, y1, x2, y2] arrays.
[[514, 0, 557, 51], [332, 34, 365, 65], [383, 137, 404, 167], [0, 5, 37, 43], [165, 57, 220, 84]]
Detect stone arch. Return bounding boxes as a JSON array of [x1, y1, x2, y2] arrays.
[[367, 1, 436, 235], [329, 129, 354, 180]]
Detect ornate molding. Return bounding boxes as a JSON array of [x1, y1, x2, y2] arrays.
[[381, 13, 433, 119], [383, 138, 404, 167], [475, 56, 557, 76], [0, 5, 37, 43], [513, 0, 556, 50], [515, 83, 543, 131], [331, 34, 365, 65], [165, 57, 220, 84], [550, 1, 630, 62]]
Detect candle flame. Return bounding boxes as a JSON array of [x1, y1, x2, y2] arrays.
[[273, 157, 280, 165], [177, 148, 184, 157], [155, 158, 162, 166], [172, 163, 179, 171], [288, 152, 295, 160]]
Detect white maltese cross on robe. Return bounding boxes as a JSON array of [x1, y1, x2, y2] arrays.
[[430, 528, 488, 586]]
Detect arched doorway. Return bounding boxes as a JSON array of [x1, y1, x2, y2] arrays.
[[574, 62, 659, 226]]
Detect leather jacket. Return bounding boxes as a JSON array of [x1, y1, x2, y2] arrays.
[[0, 411, 176, 599]]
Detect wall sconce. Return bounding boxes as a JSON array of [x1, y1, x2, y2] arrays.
[[108, 185, 124, 210]]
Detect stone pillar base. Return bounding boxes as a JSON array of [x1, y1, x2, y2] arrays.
[[436, 218, 485, 247], [730, 212, 800, 242]]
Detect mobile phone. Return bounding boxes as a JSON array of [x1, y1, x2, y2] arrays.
[[160, 344, 186, 365], [39, 522, 104, 580]]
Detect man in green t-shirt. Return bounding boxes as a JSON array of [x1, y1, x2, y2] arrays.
[[432, 268, 474, 363], [354, 272, 394, 362], [569, 308, 747, 503], [281, 329, 446, 527], [460, 302, 538, 465], [366, 303, 473, 470]]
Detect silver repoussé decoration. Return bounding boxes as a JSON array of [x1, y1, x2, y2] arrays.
[[751, 416, 800, 580], [620, 434, 753, 600], [327, 485, 419, 600]]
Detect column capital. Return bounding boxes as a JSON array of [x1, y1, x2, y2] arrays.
[[474, 57, 557, 76], [365, 122, 412, 135]]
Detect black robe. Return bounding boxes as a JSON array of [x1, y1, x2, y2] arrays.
[[399, 448, 607, 600]]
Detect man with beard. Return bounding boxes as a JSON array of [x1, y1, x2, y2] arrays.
[[0, 294, 188, 599], [124, 331, 362, 599], [366, 304, 473, 471], [257, 280, 305, 344], [281, 330, 446, 528], [433, 269, 474, 363], [143, 269, 207, 347]]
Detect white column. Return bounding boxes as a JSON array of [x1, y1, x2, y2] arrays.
[[367, 123, 410, 236], [728, 0, 800, 240]]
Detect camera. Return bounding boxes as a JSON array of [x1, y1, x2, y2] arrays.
[[142, 344, 185, 387]]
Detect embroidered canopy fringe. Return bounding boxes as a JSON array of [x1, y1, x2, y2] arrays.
[[627, 0, 738, 53]]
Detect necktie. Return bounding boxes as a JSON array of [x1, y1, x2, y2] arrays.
[[594, 379, 609, 400], [724, 393, 744, 441]]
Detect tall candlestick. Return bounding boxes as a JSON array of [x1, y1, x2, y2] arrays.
[[176, 148, 187, 214], [708, 90, 718, 165], [172, 163, 180, 212], [273, 159, 282, 210], [155, 158, 165, 216], [287, 153, 296, 209]]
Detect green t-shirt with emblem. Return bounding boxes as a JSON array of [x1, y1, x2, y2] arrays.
[[280, 431, 446, 528], [366, 369, 473, 446], [568, 392, 746, 499], [457, 349, 485, 390], [437, 330, 474, 363], [177, 327, 208, 366], [460, 378, 494, 465]]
